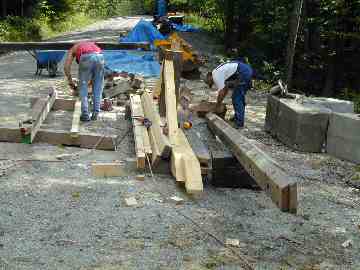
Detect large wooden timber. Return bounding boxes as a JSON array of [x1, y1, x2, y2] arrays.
[[129, 94, 152, 169], [171, 129, 203, 194], [0, 41, 151, 51], [0, 127, 116, 150], [141, 91, 171, 165], [206, 113, 297, 213], [29, 89, 57, 143], [31, 97, 76, 111], [163, 58, 179, 144]]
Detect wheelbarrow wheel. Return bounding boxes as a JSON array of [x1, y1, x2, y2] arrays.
[[48, 61, 58, 77]]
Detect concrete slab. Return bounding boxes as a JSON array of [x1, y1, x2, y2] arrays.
[[327, 113, 360, 164], [265, 95, 331, 152], [306, 97, 354, 114]]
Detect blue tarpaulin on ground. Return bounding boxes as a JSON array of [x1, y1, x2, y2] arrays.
[[120, 19, 165, 46], [172, 23, 199, 32], [103, 50, 160, 78]]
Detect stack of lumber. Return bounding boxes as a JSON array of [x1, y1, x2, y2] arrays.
[[128, 52, 204, 195]]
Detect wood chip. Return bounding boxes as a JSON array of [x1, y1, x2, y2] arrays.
[[342, 239, 352, 248], [136, 174, 145, 181], [125, 197, 138, 207], [170, 196, 184, 205], [225, 238, 240, 247]]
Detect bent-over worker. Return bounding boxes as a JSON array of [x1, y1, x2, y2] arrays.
[[64, 41, 105, 122], [206, 60, 253, 128]]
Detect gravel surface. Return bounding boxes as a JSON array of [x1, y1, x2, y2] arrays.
[[0, 17, 359, 270]]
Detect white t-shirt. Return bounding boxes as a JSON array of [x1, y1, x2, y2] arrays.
[[212, 62, 238, 90]]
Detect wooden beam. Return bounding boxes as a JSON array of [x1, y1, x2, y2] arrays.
[[171, 129, 203, 194], [141, 91, 171, 165], [130, 94, 151, 169], [31, 97, 76, 111], [92, 163, 126, 177], [0, 127, 116, 150], [165, 50, 183, 102], [163, 58, 179, 144], [190, 101, 226, 118], [70, 99, 81, 137], [206, 113, 297, 213], [0, 41, 151, 51], [29, 89, 57, 143]]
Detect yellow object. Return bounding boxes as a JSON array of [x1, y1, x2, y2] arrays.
[[183, 121, 192, 129], [154, 33, 198, 63]]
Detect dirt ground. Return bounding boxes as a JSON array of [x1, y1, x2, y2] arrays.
[[0, 16, 360, 270]]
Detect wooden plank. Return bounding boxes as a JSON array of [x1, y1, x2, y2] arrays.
[[31, 98, 76, 111], [163, 58, 179, 144], [171, 129, 203, 194], [190, 101, 226, 118], [0, 126, 115, 150], [141, 91, 171, 163], [92, 163, 126, 177], [70, 99, 81, 137], [30, 89, 57, 143], [129, 94, 152, 169], [35, 129, 116, 150], [0, 126, 22, 143], [206, 113, 298, 213], [165, 50, 183, 102], [0, 41, 151, 51]]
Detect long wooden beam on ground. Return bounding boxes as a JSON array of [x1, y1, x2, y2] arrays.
[[171, 129, 203, 194], [129, 94, 152, 169], [29, 89, 57, 143], [70, 99, 81, 137], [206, 113, 298, 213], [0, 126, 116, 150], [141, 91, 171, 166], [0, 41, 151, 51], [31, 97, 76, 111], [163, 58, 179, 144]]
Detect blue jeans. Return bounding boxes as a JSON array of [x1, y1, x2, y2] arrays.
[[78, 53, 105, 117], [232, 83, 249, 127]]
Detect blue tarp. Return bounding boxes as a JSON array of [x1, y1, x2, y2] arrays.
[[35, 50, 66, 65], [103, 50, 160, 78], [172, 23, 199, 32], [120, 19, 165, 47]]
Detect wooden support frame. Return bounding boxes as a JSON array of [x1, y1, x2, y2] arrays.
[[141, 91, 171, 165], [206, 113, 298, 213], [129, 94, 152, 169], [0, 41, 151, 51]]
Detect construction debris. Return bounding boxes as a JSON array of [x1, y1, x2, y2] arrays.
[[124, 197, 138, 207], [169, 196, 185, 205]]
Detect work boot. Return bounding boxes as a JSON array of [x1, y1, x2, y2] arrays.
[[80, 114, 91, 122], [91, 112, 99, 121]]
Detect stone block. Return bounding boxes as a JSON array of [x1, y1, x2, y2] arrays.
[[306, 97, 354, 114], [327, 113, 360, 164], [265, 95, 332, 152]]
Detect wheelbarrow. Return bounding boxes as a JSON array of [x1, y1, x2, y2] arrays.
[[29, 50, 66, 77]]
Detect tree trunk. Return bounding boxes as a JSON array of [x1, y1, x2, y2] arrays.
[[286, 0, 304, 91], [1, 0, 7, 17], [322, 37, 337, 97]]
